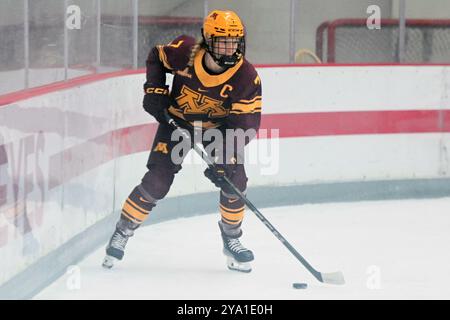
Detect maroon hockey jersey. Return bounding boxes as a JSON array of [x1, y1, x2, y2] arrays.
[[145, 35, 262, 132]]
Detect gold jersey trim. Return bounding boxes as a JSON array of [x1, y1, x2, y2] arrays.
[[237, 96, 262, 104], [157, 45, 173, 70], [194, 49, 243, 88], [231, 100, 262, 114]]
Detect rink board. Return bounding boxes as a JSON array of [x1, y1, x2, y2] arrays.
[[1, 65, 450, 298]]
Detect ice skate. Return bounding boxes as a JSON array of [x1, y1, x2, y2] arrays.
[[102, 218, 138, 269], [102, 229, 129, 269], [219, 223, 254, 273]]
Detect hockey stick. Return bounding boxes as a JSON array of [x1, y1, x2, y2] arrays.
[[163, 111, 345, 285]]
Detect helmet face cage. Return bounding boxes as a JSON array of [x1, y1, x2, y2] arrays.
[[204, 35, 246, 68]]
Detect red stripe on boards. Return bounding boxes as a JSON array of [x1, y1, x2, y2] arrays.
[[46, 109, 449, 189]]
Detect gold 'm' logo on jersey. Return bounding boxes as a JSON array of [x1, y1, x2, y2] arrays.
[[176, 85, 227, 118]]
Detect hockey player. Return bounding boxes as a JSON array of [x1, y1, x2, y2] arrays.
[[103, 10, 262, 272]]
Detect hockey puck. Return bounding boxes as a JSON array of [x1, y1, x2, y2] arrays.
[[292, 283, 308, 289]]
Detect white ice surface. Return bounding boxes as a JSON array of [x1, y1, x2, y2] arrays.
[[35, 198, 450, 300]]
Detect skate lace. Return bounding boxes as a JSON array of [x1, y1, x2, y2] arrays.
[[111, 232, 128, 250], [228, 238, 247, 253]]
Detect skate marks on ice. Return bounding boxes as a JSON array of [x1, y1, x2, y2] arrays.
[[35, 198, 450, 299]]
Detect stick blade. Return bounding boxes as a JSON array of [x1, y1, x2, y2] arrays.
[[320, 271, 345, 285]]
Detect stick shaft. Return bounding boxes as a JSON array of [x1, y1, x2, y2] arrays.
[[164, 113, 324, 282]]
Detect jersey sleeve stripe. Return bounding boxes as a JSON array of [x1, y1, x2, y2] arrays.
[[237, 96, 262, 104], [231, 100, 262, 113], [229, 109, 261, 115], [156, 45, 173, 70]]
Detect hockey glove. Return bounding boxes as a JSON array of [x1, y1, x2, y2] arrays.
[[143, 84, 173, 123], [204, 160, 237, 194]]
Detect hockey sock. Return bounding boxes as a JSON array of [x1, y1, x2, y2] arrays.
[[219, 190, 245, 238], [121, 185, 157, 225]]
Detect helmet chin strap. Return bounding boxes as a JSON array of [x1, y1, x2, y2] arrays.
[[202, 31, 243, 69], [214, 52, 242, 68]]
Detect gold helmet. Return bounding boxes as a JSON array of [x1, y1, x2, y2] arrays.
[[202, 10, 246, 68]]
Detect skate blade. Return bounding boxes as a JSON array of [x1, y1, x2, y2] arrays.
[[226, 256, 252, 273], [102, 255, 117, 269]]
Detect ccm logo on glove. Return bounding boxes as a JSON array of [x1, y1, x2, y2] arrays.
[[145, 87, 169, 95]]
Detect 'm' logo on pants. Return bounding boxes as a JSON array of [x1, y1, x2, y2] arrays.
[[153, 142, 169, 154]]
